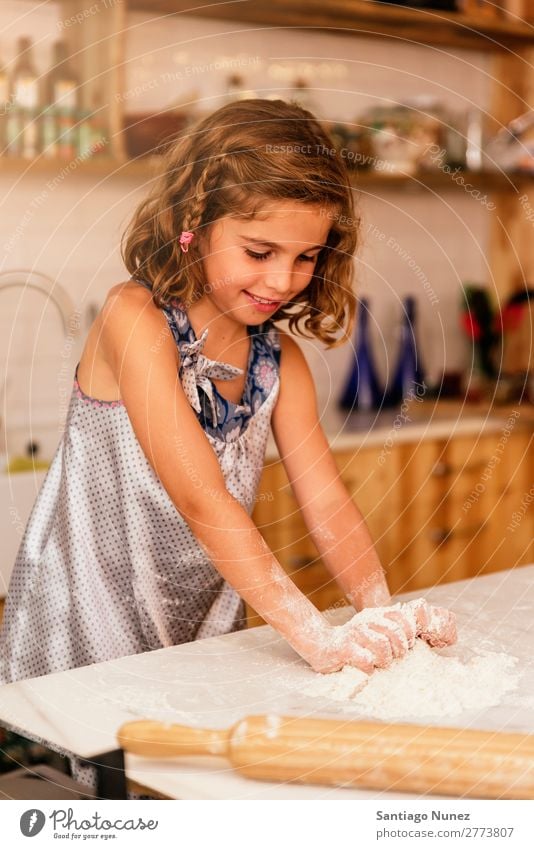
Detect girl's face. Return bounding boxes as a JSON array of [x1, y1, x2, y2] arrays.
[[198, 200, 333, 324]]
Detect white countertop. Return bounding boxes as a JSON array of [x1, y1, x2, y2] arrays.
[[264, 406, 523, 459], [0, 565, 532, 800]]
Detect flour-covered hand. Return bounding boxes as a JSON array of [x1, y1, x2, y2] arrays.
[[304, 605, 418, 674], [404, 598, 457, 647]]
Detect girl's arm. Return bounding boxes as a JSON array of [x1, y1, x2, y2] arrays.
[[270, 332, 455, 647], [100, 284, 416, 673], [271, 332, 391, 611]]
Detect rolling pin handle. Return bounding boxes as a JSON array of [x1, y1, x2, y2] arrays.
[[117, 720, 229, 758]]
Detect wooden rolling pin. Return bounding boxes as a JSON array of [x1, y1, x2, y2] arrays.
[[117, 714, 534, 799]]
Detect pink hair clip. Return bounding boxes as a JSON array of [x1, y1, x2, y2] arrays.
[[179, 230, 194, 253]]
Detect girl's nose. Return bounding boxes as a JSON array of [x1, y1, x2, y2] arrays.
[[264, 269, 294, 297]]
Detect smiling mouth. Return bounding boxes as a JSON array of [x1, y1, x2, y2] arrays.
[[244, 290, 283, 305]]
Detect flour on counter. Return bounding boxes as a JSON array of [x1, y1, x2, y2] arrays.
[[301, 640, 521, 720]]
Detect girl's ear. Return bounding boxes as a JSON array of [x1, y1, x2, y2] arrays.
[[194, 226, 210, 257]]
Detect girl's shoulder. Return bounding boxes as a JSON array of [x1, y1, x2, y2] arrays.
[[274, 329, 313, 376], [100, 280, 180, 367], [101, 279, 170, 341], [108, 277, 153, 300]]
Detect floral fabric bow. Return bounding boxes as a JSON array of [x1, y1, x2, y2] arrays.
[[179, 328, 250, 425]]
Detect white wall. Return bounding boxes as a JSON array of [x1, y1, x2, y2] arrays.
[[0, 1, 493, 457]]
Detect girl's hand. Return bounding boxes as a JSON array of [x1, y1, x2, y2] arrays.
[[300, 599, 456, 674], [303, 606, 418, 674], [404, 598, 457, 648]]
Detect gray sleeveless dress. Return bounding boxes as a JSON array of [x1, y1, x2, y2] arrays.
[[0, 278, 281, 794]]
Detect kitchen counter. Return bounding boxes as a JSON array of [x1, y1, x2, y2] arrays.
[[265, 398, 534, 459], [0, 565, 532, 800]]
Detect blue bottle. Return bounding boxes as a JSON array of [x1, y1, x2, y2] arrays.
[[338, 297, 382, 412], [384, 296, 425, 407]]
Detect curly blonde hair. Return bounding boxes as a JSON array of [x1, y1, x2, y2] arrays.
[[121, 98, 360, 347]]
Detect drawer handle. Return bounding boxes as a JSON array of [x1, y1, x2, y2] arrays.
[[431, 462, 453, 477], [342, 475, 360, 491], [428, 521, 485, 545], [288, 555, 316, 569], [432, 459, 490, 477], [428, 526, 452, 544]]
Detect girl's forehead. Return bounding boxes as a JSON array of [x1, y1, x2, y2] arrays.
[[236, 199, 332, 218], [226, 203, 335, 236]]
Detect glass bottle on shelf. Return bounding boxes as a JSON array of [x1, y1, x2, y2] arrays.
[[338, 297, 382, 412], [41, 105, 58, 158], [43, 40, 79, 113], [444, 109, 467, 169], [465, 107, 484, 171], [21, 106, 39, 158], [57, 109, 77, 159], [9, 36, 40, 158], [11, 36, 39, 109], [384, 296, 425, 408], [0, 49, 9, 153], [87, 93, 108, 157], [77, 108, 93, 157], [6, 105, 22, 156], [42, 40, 80, 160]]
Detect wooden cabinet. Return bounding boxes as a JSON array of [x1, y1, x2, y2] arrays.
[[249, 415, 534, 625], [390, 425, 533, 591]]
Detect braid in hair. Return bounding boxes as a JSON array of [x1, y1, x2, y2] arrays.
[[183, 155, 225, 235], [150, 152, 228, 308]]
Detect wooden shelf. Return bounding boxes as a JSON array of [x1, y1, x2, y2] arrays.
[[128, 0, 534, 51], [2, 155, 531, 193], [0, 156, 148, 178], [351, 168, 533, 192]]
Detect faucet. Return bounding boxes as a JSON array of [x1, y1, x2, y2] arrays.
[[0, 269, 80, 336], [0, 270, 81, 462]]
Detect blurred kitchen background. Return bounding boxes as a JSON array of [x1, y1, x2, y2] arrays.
[[1, 0, 533, 605]]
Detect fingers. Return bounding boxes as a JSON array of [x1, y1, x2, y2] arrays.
[[382, 610, 417, 652], [403, 597, 429, 634], [444, 610, 458, 645], [405, 599, 458, 647], [364, 620, 405, 660], [355, 608, 415, 661], [325, 618, 395, 671], [420, 607, 458, 647], [311, 642, 375, 675], [344, 644, 375, 675], [352, 624, 396, 668]]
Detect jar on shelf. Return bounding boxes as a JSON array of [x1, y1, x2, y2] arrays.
[[358, 99, 448, 175], [401, 95, 449, 171]]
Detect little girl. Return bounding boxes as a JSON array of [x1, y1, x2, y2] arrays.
[[0, 99, 455, 789]]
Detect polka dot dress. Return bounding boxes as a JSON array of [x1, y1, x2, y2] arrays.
[[0, 279, 281, 796]]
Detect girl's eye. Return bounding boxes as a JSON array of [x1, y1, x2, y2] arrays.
[[245, 249, 272, 261], [244, 249, 318, 263]]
